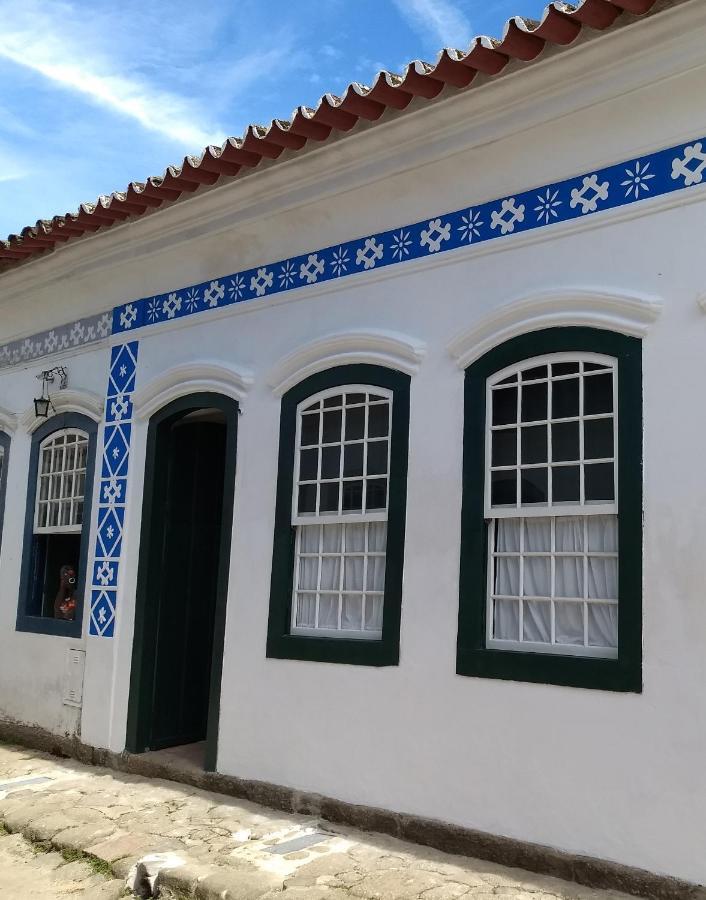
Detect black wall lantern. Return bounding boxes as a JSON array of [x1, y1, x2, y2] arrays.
[[34, 367, 68, 419]]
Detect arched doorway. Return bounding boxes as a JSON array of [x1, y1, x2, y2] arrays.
[[126, 392, 238, 771]]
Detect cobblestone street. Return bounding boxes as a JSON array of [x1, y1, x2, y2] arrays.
[[0, 742, 636, 900], [0, 830, 125, 898]]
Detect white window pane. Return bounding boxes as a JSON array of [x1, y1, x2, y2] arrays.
[[368, 521, 387, 552], [74, 500, 84, 526], [320, 556, 341, 591], [555, 602, 584, 645], [494, 598, 519, 641], [523, 600, 551, 643], [365, 595, 383, 631], [344, 556, 365, 592], [588, 557, 618, 600], [345, 523, 365, 552], [342, 594, 363, 631], [322, 523, 342, 553], [523, 518, 551, 552], [318, 595, 339, 629], [59, 501, 72, 527], [297, 556, 319, 591], [366, 556, 386, 592], [38, 476, 50, 502], [295, 594, 316, 628], [65, 444, 76, 471], [48, 503, 59, 528], [495, 556, 519, 596], [496, 519, 520, 552], [555, 556, 583, 599], [587, 604, 618, 648], [523, 556, 550, 597], [587, 515, 618, 552], [555, 517, 584, 552], [299, 525, 320, 554], [37, 503, 47, 529]]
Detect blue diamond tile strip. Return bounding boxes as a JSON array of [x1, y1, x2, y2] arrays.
[[89, 341, 139, 637], [111, 138, 706, 337]]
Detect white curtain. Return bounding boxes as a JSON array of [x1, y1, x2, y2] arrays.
[[493, 515, 618, 648]]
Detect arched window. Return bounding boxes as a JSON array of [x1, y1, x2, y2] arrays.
[[457, 328, 642, 692], [35, 429, 89, 533], [267, 365, 410, 666], [486, 354, 618, 655], [292, 386, 392, 639], [17, 414, 98, 636]]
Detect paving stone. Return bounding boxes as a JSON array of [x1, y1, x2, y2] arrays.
[[349, 868, 450, 899], [195, 865, 283, 899], [283, 852, 360, 888], [87, 829, 158, 863], [25, 808, 108, 843], [420, 884, 472, 899], [52, 822, 116, 852], [91, 880, 128, 900]]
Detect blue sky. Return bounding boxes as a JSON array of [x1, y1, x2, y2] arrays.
[[0, 0, 550, 238]]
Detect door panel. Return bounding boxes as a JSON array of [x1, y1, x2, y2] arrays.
[[149, 421, 226, 750]]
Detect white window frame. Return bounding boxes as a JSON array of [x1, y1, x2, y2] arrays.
[[290, 384, 392, 639], [484, 352, 619, 659], [33, 428, 89, 535]]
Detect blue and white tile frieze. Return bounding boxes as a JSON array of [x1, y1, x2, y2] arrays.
[[0, 311, 112, 370], [89, 341, 138, 638], [112, 137, 706, 337]]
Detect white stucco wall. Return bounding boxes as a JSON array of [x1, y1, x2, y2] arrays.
[[0, 3, 705, 883]]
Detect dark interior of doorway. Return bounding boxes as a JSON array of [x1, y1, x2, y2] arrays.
[[127, 395, 238, 771]]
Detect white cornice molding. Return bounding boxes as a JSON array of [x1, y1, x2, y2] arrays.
[[20, 388, 104, 433], [267, 330, 426, 396], [0, 405, 17, 434], [0, 2, 700, 307], [447, 288, 663, 369], [133, 361, 254, 420]]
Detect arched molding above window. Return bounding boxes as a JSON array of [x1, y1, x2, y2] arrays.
[[133, 361, 254, 421], [20, 388, 104, 434], [447, 288, 663, 370], [0, 405, 17, 434], [267, 330, 426, 396]]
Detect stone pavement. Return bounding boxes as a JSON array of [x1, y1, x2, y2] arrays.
[[0, 830, 125, 898], [0, 741, 632, 900]]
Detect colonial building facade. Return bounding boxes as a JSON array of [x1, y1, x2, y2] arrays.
[[0, 0, 704, 886]]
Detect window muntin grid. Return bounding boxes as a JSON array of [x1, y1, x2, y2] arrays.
[[293, 386, 392, 526], [292, 522, 386, 638], [34, 429, 89, 534], [291, 386, 391, 639], [487, 515, 618, 658], [486, 353, 618, 518], [484, 353, 619, 659]]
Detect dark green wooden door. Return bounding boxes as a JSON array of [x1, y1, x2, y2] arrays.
[[148, 420, 226, 750]]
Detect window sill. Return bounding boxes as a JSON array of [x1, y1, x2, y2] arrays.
[[267, 633, 398, 666], [16, 614, 82, 638], [456, 645, 641, 692]]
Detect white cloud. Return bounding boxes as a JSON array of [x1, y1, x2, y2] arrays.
[[0, 0, 224, 149], [391, 0, 473, 49]]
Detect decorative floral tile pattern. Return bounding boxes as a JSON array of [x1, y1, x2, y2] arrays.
[[0, 311, 112, 370], [89, 341, 138, 638], [111, 137, 706, 336]]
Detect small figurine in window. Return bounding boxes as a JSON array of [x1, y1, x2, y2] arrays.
[[55, 564, 77, 620]]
